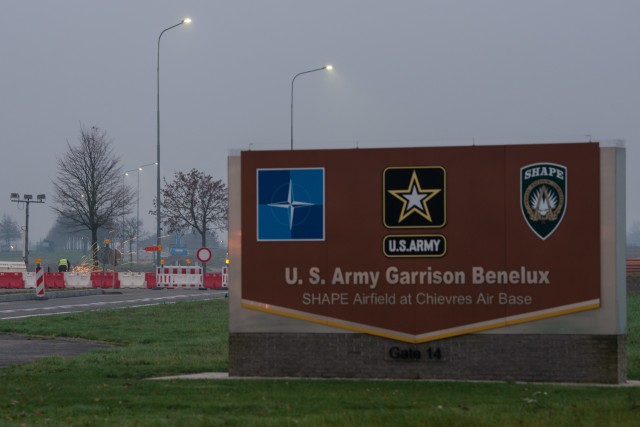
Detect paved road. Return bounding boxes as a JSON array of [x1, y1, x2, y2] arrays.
[[0, 288, 227, 367], [0, 288, 226, 320]]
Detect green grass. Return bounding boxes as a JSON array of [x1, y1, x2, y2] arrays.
[[629, 292, 640, 379], [0, 296, 638, 426]]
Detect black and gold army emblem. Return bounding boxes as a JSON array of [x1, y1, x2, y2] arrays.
[[383, 166, 446, 228], [520, 163, 567, 240]]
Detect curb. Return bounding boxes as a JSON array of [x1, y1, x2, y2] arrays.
[[0, 289, 104, 302], [145, 373, 640, 386]]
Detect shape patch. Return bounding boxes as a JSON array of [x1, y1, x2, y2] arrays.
[[520, 163, 567, 240], [257, 168, 325, 241]]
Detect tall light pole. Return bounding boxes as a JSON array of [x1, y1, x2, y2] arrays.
[[290, 65, 333, 150], [123, 169, 137, 260], [10, 193, 45, 268], [124, 169, 138, 249], [135, 163, 157, 263], [157, 17, 191, 267]]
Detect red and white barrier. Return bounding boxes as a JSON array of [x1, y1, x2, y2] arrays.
[[90, 272, 120, 289], [0, 272, 24, 289], [44, 273, 65, 289], [119, 272, 146, 288], [0, 267, 222, 291], [35, 264, 45, 298], [222, 266, 228, 288], [156, 266, 203, 289], [64, 272, 92, 289], [23, 272, 35, 289]]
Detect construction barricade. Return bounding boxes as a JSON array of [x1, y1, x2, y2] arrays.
[[119, 272, 146, 288], [44, 272, 65, 289], [90, 272, 120, 289], [65, 272, 92, 289], [145, 272, 156, 289], [23, 272, 35, 289], [0, 272, 25, 289], [203, 272, 222, 289], [222, 266, 228, 288], [0, 261, 27, 272], [156, 266, 203, 289]]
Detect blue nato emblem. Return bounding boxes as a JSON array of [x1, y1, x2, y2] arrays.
[[257, 168, 325, 241]]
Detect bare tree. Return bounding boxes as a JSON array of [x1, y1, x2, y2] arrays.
[[119, 216, 142, 264], [51, 125, 134, 267], [152, 169, 227, 270], [0, 214, 21, 250]]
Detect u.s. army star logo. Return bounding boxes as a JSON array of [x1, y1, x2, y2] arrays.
[[383, 166, 446, 228], [520, 162, 567, 240]]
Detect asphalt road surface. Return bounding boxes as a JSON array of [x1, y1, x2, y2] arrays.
[[0, 288, 226, 367], [0, 334, 114, 368], [0, 288, 226, 320]]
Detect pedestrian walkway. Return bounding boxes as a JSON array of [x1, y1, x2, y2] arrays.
[[0, 334, 112, 368]]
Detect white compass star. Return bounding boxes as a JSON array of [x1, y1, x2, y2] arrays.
[[269, 179, 313, 230]]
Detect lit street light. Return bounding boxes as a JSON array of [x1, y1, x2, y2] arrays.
[[10, 193, 45, 268], [290, 64, 333, 150], [157, 17, 191, 267]]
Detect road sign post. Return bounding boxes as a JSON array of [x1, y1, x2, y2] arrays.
[[196, 247, 212, 289], [196, 247, 212, 263]]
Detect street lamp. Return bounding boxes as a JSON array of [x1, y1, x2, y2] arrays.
[[128, 163, 157, 263], [10, 193, 45, 268], [123, 169, 138, 260], [290, 64, 333, 150], [157, 17, 191, 267]]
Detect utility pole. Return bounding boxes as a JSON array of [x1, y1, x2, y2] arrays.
[[10, 193, 45, 268]]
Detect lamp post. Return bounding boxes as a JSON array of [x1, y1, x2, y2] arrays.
[[10, 193, 45, 268], [134, 163, 157, 263], [123, 169, 137, 260], [290, 65, 333, 150], [157, 17, 191, 267]]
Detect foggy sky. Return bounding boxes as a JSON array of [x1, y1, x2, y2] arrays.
[[1, 1, 639, 244]]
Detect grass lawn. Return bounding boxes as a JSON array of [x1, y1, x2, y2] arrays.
[[0, 295, 637, 426]]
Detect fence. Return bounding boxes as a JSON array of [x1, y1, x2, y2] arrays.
[[0, 269, 229, 290]]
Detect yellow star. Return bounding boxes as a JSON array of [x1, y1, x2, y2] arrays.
[[388, 171, 441, 223]]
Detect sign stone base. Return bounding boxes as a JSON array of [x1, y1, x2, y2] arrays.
[[229, 332, 626, 384]]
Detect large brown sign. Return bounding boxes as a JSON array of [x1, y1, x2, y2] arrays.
[[241, 143, 600, 343]]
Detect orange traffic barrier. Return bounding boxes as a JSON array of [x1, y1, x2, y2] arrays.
[[0, 272, 25, 289], [90, 272, 120, 289], [145, 272, 156, 288], [203, 272, 222, 289], [44, 272, 65, 289]]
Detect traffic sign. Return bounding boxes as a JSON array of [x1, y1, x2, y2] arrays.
[[144, 245, 162, 252], [196, 247, 212, 263], [170, 247, 189, 256]]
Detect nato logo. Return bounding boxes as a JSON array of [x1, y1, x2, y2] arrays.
[[257, 168, 325, 241]]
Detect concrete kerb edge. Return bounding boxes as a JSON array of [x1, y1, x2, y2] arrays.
[[0, 289, 104, 302], [146, 373, 640, 387]]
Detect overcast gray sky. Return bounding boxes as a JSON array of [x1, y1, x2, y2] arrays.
[[1, 1, 638, 244]]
